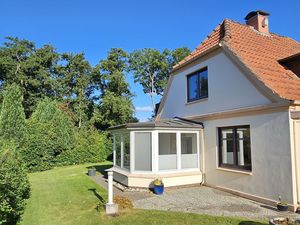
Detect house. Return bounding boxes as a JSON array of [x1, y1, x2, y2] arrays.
[[109, 10, 300, 211]]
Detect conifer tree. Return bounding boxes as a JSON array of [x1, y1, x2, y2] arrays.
[[0, 83, 26, 143]]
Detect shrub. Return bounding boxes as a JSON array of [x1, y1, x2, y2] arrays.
[[0, 84, 26, 144], [0, 143, 30, 225], [56, 128, 112, 165], [113, 195, 133, 210], [21, 99, 75, 172]]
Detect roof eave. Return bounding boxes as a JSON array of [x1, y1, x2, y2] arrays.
[[108, 118, 204, 131], [156, 45, 221, 118], [171, 45, 221, 74], [291, 100, 300, 105]]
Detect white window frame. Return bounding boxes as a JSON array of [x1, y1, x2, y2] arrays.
[[129, 129, 200, 174]]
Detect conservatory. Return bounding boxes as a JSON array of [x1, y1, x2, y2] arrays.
[[109, 118, 204, 188]]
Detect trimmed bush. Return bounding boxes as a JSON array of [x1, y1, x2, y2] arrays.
[[0, 84, 26, 144], [56, 128, 112, 165], [113, 195, 133, 210], [0, 143, 30, 225], [21, 99, 75, 172]]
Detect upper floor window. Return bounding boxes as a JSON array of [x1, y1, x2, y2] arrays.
[[218, 126, 252, 171], [187, 68, 208, 102]]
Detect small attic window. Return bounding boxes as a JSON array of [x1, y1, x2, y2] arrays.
[[278, 53, 300, 78]]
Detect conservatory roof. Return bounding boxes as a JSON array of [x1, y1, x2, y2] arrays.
[[108, 117, 204, 130]]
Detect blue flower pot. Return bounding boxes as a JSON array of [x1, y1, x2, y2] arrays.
[[153, 184, 164, 195]]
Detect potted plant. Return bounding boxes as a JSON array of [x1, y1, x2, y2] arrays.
[[153, 178, 164, 195], [88, 167, 96, 176], [277, 195, 288, 211]]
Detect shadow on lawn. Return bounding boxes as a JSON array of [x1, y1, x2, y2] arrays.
[[88, 188, 106, 206]]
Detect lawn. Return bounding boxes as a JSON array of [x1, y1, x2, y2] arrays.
[[20, 162, 267, 225]]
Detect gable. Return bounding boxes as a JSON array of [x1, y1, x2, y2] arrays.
[[173, 19, 300, 101], [159, 50, 272, 119]]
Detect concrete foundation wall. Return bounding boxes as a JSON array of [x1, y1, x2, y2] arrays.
[[112, 168, 202, 188]]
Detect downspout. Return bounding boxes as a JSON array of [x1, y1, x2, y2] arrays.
[[200, 128, 205, 185], [290, 109, 300, 211], [292, 118, 300, 211]]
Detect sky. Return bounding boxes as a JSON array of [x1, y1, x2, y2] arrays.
[[1, 0, 300, 121]]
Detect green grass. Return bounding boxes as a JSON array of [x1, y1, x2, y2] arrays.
[[20, 162, 267, 225]]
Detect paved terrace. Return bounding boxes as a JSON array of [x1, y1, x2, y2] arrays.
[[91, 172, 299, 221]]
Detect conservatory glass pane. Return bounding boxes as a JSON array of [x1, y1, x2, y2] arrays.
[[181, 133, 198, 169], [135, 132, 152, 171], [115, 134, 121, 167], [123, 133, 130, 170], [159, 133, 177, 170]]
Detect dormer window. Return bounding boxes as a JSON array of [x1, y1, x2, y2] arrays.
[[187, 67, 208, 102], [279, 53, 300, 78]]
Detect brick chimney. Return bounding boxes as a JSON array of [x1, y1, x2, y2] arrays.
[[245, 10, 270, 34]]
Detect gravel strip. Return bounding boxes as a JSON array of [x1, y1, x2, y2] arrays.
[[134, 186, 299, 220], [91, 173, 299, 220]]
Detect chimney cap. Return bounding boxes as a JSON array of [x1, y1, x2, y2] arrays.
[[245, 10, 270, 20]]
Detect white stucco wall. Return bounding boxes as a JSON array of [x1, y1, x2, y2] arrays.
[[203, 110, 294, 204], [160, 50, 271, 119], [155, 49, 297, 205]]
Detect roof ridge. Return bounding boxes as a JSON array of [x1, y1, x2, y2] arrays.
[[225, 18, 300, 44], [271, 33, 300, 45]]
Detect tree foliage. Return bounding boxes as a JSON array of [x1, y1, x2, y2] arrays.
[[0, 84, 26, 144], [93, 48, 136, 130], [0, 37, 190, 125], [56, 128, 112, 165], [0, 143, 30, 225], [169, 47, 191, 66], [56, 53, 95, 128], [0, 37, 59, 116], [129, 47, 190, 112], [21, 98, 75, 171], [98, 48, 131, 97], [95, 91, 136, 130]]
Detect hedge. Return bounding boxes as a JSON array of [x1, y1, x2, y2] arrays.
[[20, 99, 75, 172], [0, 143, 30, 225], [56, 129, 112, 166]]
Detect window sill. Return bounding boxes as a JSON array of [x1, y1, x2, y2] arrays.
[[186, 97, 208, 106], [216, 167, 252, 175]]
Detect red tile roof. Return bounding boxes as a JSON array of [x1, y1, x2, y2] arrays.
[[173, 19, 300, 101]]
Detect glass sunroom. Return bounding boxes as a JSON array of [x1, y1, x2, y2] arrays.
[[109, 118, 204, 188]]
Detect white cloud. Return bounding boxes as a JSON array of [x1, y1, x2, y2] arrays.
[[135, 106, 153, 112], [139, 118, 149, 122]]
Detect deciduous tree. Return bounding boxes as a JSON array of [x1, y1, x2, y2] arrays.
[[0, 37, 59, 116], [93, 48, 136, 129], [129, 47, 190, 113], [57, 53, 94, 128]]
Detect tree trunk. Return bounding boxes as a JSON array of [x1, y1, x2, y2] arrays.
[[150, 92, 155, 114], [150, 76, 155, 113]]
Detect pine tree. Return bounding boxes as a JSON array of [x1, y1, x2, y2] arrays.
[[0, 83, 26, 143]]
